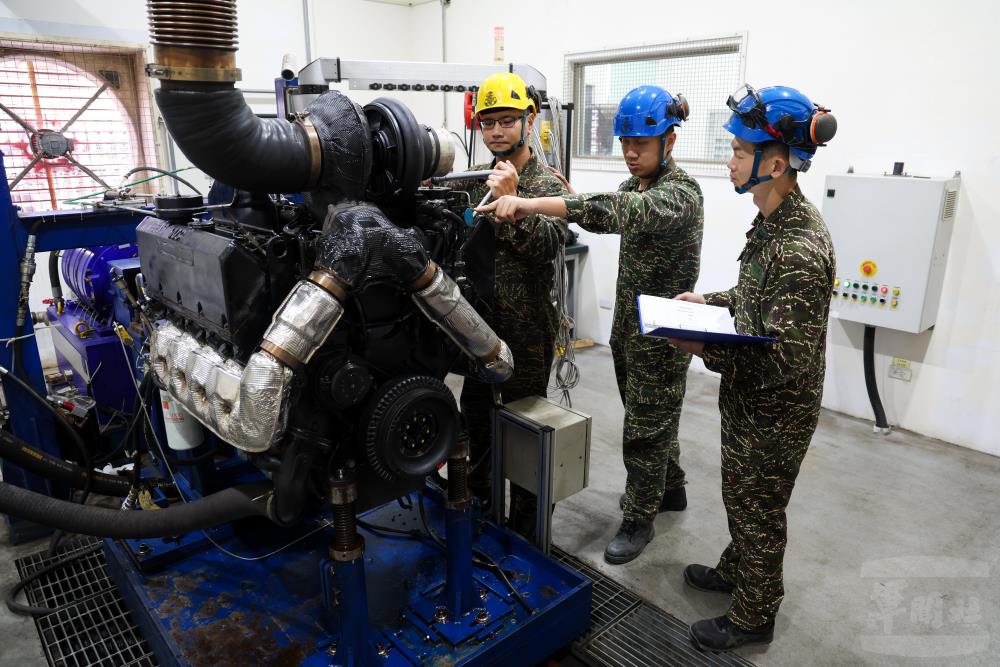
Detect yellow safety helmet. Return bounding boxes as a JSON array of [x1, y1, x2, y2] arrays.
[[475, 72, 536, 116]]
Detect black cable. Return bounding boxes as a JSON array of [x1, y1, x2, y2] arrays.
[[46, 529, 66, 558], [0, 364, 93, 503], [129, 375, 157, 492], [417, 492, 447, 550], [474, 547, 534, 614], [94, 382, 146, 467], [47, 249, 64, 314], [357, 518, 431, 541], [449, 130, 470, 160], [120, 166, 202, 196], [5, 543, 103, 617], [863, 325, 890, 430]]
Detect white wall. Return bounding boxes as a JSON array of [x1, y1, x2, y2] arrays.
[[420, 0, 1000, 456], [9, 0, 1000, 456]]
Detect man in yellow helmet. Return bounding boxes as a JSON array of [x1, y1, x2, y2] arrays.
[[447, 72, 568, 539]]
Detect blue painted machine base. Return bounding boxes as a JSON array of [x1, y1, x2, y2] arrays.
[[103, 492, 591, 666]]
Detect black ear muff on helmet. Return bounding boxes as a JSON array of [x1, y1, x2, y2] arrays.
[[771, 106, 837, 148], [667, 94, 689, 122], [810, 110, 837, 145]]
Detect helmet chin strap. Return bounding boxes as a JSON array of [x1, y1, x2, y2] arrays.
[[489, 111, 528, 158], [734, 148, 792, 194]]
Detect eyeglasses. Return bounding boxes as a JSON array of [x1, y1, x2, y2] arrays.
[[479, 116, 521, 130]]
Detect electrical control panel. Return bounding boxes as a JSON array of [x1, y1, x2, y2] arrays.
[[823, 172, 960, 333]]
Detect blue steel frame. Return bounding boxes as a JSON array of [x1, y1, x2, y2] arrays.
[[0, 149, 148, 543], [103, 491, 592, 667]]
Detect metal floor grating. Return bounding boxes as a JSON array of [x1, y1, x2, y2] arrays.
[[552, 547, 757, 667], [14, 537, 158, 667]]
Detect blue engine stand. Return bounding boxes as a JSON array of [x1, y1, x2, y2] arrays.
[[103, 491, 591, 666]]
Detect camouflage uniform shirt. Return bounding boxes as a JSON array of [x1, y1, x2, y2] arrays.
[[562, 157, 704, 403], [702, 187, 835, 403], [450, 152, 568, 378]]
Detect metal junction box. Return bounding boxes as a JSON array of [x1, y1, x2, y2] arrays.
[[492, 396, 591, 553], [823, 173, 960, 333]]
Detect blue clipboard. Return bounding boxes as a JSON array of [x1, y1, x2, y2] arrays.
[[636, 295, 776, 346], [642, 327, 776, 345]]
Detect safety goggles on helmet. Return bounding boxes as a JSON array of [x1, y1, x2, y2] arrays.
[[726, 84, 830, 149], [727, 85, 769, 128]]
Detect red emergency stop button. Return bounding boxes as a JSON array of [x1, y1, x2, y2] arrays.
[[860, 260, 878, 277]]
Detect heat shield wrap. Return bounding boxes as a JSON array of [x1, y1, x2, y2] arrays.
[[262, 279, 344, 365], [412, 267, 514, 383], [149, 281, 344, 452]]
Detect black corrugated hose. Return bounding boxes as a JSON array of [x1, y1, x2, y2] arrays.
[[863, 325, 890, 430]]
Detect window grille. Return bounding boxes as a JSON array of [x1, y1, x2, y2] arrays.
[[564, 35, 745, 176]]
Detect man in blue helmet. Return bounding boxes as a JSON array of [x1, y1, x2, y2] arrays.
[[478, 85, 704, 564], [668, 84, 837, 650]]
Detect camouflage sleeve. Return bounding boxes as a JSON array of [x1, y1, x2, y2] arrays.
[[701, 243, 829, 388], [446, 178, 488, 206], [496, 177, 568, 265], [704, 288, 736, 311], [562, 185, 699, 235]]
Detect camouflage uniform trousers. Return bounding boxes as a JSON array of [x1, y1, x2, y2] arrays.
[[713, 382, 822, 630], [613, 334, 690, 523]]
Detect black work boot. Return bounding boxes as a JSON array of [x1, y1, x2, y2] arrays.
[[603, 519, 655, 565], [683, 564, 734, 594], [689, 615, 774, 651], [619, 486, 687, 513]]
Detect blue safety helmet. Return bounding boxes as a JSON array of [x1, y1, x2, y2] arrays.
[[614, 86, 689, 137], [723, 84, 837, 193], [614, 86, 689, 169]]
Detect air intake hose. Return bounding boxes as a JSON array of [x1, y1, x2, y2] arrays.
[[154, 88, 318, 193], [147, 0, 372, 198]]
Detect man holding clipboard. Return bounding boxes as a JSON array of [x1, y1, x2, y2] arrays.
[[669, 84, 838, 651]]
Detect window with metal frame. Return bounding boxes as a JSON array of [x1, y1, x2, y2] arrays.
[[564, 35, 745, 176], [0, 39, 158, 212]]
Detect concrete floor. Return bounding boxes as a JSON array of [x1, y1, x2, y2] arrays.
[[2, 345, 999, 665], [552, 346, 1000, 666]]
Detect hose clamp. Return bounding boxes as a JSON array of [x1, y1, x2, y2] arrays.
[[295, 115, 323, 189], [145, 63, 242, 83]]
